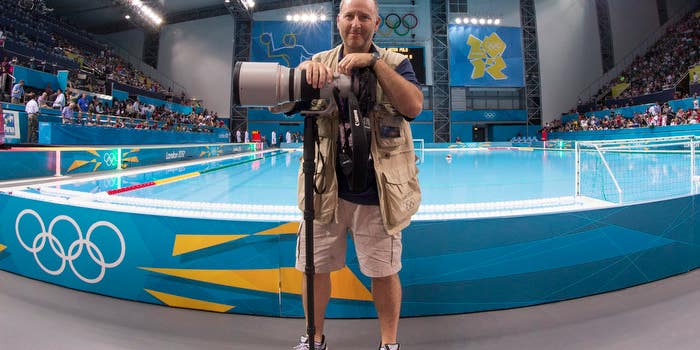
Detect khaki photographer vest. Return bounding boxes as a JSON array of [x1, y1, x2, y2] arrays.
[[297, 44, 422, 236]]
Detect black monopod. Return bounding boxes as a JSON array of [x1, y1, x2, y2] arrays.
[[302, 110, 317, 349]]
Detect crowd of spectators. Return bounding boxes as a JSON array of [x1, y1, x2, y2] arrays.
[[578, 11, 700, 108], [551, 9, 700, 136], [550, 96, 700, 134], [56, 95, 225, 133], [0, 0, 227, 138]]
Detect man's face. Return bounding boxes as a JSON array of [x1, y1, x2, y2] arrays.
[[337, 0, 379, 53]]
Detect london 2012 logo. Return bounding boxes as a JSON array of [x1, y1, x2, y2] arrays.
[[15, 209, 126, 284], [466, 33, 507, 80]]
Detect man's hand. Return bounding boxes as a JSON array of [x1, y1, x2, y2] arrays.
[[297, 61, 333, 89], [337, 53, 376, 75]]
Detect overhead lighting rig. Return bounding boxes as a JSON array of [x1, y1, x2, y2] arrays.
[[453, 15, 501, 26], [285, 12, 327, 23], [119, 0, 164, 27]]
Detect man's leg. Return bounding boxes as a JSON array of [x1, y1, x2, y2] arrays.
[[302, 272, 332, 342], [372, 273, 402, 346], [29, 115, 37, 143]]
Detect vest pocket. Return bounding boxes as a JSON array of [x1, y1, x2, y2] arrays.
[[373, 110, 406, 149], [380, 157, 421, 226]]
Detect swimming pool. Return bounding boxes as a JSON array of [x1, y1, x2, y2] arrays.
[[39, 146, 696, 214]]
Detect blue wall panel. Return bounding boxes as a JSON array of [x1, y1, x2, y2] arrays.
[[39, 123, 230, 145], [2, 192, 700, 318], [12, 65, 59, 90], [451, 110, 527, 122], [410, 123, 433, 142], [490, 125, 540, 141]]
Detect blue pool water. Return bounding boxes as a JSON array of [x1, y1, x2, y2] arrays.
[[52, 148, 696, 206]]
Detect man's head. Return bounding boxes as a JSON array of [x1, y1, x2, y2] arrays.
[[337, 0, 380, 54], [19, 80, 24, 86]]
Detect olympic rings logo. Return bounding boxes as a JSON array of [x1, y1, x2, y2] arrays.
[[484, 112, 497, 119], [378, 13, 418, 37], [15, 209, 126, 284], [103, 152, 117, 167]]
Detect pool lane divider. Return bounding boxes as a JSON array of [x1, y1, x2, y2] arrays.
[[106, 150, 288, 196]]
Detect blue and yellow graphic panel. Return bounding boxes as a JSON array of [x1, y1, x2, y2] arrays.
[[449, 25, 524, 87], [251, 21, 332, 67], [3, 192, 700, 318]]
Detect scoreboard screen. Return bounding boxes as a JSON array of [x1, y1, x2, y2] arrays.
[[386, 46, 426, 85]]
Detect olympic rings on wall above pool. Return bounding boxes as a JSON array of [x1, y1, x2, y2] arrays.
[[377, 13, 419, 37]]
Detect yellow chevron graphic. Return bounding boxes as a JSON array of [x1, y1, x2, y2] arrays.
[[171, 223, 298, 256], [145, 289, 234, 313], [67, 160, 90, 173], [172, 234, 248, 256], [92, 161, 103, 172], [141, 266, 372, 301], [87, 149, 100, 157], [256, 222, 300, 235], [122, 156, 140, 163], [0, 244, 6, 252], [280, 267, 373, 301]]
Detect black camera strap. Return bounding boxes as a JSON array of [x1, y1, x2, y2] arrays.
[[334, 91, 371, 192], [347, 92, 371, 192], [331, 67, 377, 193]]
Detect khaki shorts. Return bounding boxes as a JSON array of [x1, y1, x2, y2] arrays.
[[296, 199, 402, 278]]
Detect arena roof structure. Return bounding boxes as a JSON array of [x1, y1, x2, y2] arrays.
[[44, 0, 326, 34]]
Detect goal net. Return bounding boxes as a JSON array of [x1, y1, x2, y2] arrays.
[[575, 136, 697, 204]]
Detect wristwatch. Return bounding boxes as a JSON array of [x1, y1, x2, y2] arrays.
[[369, 51, 381, 70]]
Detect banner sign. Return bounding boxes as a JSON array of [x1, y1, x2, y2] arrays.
[[611, 83, 630, 98], [251, 21, 332, 67], [3, 110, 20, 141], [690, 65, 700, 84], [449, 25, 525, 87]]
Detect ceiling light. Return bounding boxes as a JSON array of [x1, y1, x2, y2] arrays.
[[286, 14, 292, 21], [487, 18, 493, 24], [455, 18, 462, 24], [470, 18, 478, 24], [320, 14, 326, 21], [494, 18, 501, 25], [479, 18, 486, 24]]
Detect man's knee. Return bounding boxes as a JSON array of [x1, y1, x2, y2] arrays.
[[371, 273, 399, 285]]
